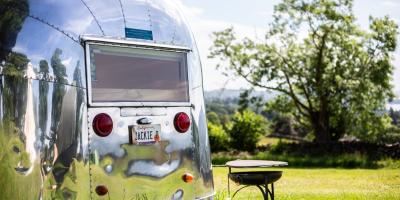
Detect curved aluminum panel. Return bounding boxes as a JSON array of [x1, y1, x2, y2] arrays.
[[0, 64, 89, 199], [0, 0, 195, 87], [1, 0, 213, 199]]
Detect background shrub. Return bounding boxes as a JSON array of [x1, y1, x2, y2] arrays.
[[228, 110, 267, 151], [208, 122, 230, 152]]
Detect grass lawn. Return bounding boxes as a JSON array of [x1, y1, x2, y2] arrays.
[[212, 167, 400, 200]]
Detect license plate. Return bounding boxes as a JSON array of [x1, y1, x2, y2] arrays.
[[129, 124, 161, 145]]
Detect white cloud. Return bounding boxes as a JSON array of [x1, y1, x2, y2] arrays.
[[256, 10, 274, 18], [61, 57, 72, 66], [64, 15, 94, 34], [173, 0, 204, 17], [175, 0, 266, 90], [383, 0, 399, 7]]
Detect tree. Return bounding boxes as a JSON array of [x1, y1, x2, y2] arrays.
[[39, 60, 49, 148], [238, 90, 252, 113], [210, 0, 398, 142]]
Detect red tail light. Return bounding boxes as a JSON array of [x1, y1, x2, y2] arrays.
[[93, 113, 113, 137], [174, 112, 191, 133]]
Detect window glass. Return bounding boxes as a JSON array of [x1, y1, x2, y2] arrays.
[[89, 44, 189, 102]]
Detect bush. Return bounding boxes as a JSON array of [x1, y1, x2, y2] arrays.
[[228, 110, 267, 151], [207, 111, 221, 124], [208, 122, 230, 152]]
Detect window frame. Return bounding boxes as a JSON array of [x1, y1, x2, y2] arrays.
[[82, 36, 192, 107]]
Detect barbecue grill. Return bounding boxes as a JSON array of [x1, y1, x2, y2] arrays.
[[226, 160, 288, 200]]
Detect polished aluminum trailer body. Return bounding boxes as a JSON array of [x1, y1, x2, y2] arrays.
[[0, 0, 213, 199]]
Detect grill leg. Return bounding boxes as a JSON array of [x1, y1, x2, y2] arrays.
[[271, 183, 274, 200], [232, 185, 252, 199], [261, 183, 276, 200], [228, 168, 231, 199], [256, 185, 268, 200], [264, 183, 274, 200]]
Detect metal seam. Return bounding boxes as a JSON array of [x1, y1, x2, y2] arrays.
[[87, 113, 93, 200], [79, 0, 105, 36], [145, 0, 154, 35], [0, 71, 86, 89], [28, 15, 79, 43], [117, 0, 127, 28]]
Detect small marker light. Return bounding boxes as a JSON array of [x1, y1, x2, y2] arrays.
[[182, 173, 194, 183]]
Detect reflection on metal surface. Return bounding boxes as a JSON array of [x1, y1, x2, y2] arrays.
[[88, 107, 198, 199], [126, 159, 180, 178], [1, 0, 213, 199], [137, 117, 152, 125], [172, 189, 184, 200]]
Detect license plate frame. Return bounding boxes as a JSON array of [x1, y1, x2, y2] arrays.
[[129, 124, 161, 145]]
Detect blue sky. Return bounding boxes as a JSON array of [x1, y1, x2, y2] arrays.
[[178, 0, 400, 95]]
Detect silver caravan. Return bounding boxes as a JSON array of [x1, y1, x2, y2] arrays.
[[0, 0, 214, 199]]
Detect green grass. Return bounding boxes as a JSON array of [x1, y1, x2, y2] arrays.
[[257, 137, 295, 147], [213, 167, 400, 200]]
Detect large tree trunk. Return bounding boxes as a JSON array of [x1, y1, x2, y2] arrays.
[[311, 109, 331, 143]]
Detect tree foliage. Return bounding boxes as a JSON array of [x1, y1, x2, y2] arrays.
[[208, 122, 230, 152], [228, 110, 267, 151], [0, 0, 29, 61], [210, 0, 398, 142], [238, 89, 265, 114]]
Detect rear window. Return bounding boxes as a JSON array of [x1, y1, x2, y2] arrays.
[[88, 44, 189, 103]]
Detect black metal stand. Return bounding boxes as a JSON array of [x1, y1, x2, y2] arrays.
[[227, 167, 275, 200], [229, 183, 274, 200]]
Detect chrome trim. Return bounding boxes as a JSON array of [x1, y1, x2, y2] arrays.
[[89, 102, 191, 107], [81, 35, 191, 52], [84, 40, 191, 107]]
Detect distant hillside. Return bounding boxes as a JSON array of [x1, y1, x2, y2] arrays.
[[391, 99, 400, 104], [205, 89, 400, 111], [205, 89, 277, 101]]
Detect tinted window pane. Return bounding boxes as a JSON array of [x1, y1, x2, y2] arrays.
[[90, 45, 189, 102]]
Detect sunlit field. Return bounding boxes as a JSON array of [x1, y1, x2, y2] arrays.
[[212, 167, 400, 200]]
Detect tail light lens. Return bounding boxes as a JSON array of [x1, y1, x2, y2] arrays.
[[182, 173, 194, 183], [95, 185, 109, 196], [93, 113, 113, 137], [174, 112, 190, 133]]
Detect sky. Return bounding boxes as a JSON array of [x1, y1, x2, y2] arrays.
[[176, 0, 400, 95]]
